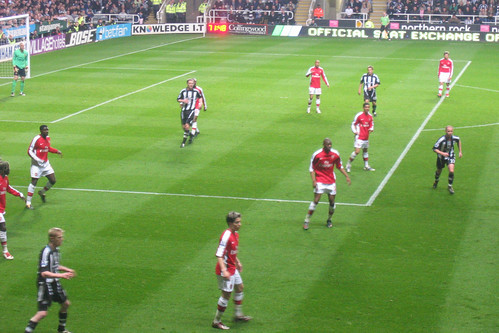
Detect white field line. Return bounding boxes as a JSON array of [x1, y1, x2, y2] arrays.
[[454, 84, 499, 93], [79, 66, 196, 71], [0, 43, 471, 87], [50, 70, 195, 123], [0, 36, 204, 87], [423, 123, 499, 132], [12, 185, 367, 206], [166, 49, 471, 63], [0, 119, 44, 123], [365, 61, 472, 207]]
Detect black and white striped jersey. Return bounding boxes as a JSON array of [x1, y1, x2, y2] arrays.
[[177, 88, 202, 112], [37, 245, 61, 284], [360, 73, 380, 93], [433, 135, 460, 160]]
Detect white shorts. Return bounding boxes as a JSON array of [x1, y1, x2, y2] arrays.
[[0, 213, 5, 223], [194, 109, 200, 117], [217, 270, 243, 292], [309, 87, 322, 95], [30, 161, 55, 179], [439, 73, 451, 84], [354, 139, 369, 149], [315, 182, 336, 195]]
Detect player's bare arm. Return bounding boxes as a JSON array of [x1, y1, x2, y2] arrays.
[[41, 270, 74, 280], [340, 168, 351, 185], [58, 265, 76, 275], [458, 141, 463, 158], [236, 258, 243, 272], [217, 257, 231, 279], [433, 149, 449, 157], [310, 171, 317, 188]]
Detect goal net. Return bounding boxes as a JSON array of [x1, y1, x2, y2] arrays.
[[0, 14, 31, 79]]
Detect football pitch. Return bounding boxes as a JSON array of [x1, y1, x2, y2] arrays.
[[0, 35, 498, 332]]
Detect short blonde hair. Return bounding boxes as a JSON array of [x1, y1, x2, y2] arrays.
[[48, 227, 64, 240]]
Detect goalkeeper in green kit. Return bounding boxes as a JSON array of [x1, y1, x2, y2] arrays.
[[11, 42, 28, 97], [379, 12, 390, 40]]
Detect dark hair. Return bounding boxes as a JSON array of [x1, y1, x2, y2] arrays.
[[0, 160, 9, 175], [363, 102, 370, 108], [226, 211, 241, 224], [40, 124, 48, 131]]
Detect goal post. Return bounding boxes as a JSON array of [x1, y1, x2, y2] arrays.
[[0, 14, 31, 79]]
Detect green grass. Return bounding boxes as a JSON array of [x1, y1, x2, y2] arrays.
[[0, 35, 498, 332]]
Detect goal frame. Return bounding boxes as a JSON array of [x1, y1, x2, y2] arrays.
[[0, 14, 31, 79]]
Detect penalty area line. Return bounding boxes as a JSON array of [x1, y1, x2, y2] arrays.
[[423, 122, 499, 131], [50, 71, 195, 123], [0, 36, 204, 87], [12, 185, 367, 206], [0, 119, 45, 123], [79, 66, 197, 71], [365, 60, 472, 207], [454, 84, 499, 93]]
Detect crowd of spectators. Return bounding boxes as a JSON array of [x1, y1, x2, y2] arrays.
[[342, 0, 373, 19], [0, 0, 153, 36], [386, 0, 499, 23], [211, 0, 297, 24]]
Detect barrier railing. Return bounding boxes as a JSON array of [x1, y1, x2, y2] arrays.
[[205, 8, 294, 24]]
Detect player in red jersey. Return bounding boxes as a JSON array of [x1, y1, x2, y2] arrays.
[[345, 103, 375, 172], [306, 59, 329, 114], [212, 211, 252, 330], [438, 51, 453, 98], [26, 125, 63, 209], [304, 138, 351, 230], [0, 160, 25, 260], [191, 78, 207, 137]]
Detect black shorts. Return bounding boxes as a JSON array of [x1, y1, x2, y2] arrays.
[[37, 280, 68, 311], [436, 156, 455, 169], [14, 66, 26, 77], [363, 90, 377, 102], [181, 109, 195, 125], [380, 25, 389, 32]]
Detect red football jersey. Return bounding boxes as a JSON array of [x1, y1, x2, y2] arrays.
[[306, 66, 329, 88], [215, 229, 239, 276], [351, 112, 374, 140], [438, 58, 453, 77], [309, 148, 343, 184], [194, 85, 207, 110], [0, 175, 22, 213], [27, 135, 59, 165]]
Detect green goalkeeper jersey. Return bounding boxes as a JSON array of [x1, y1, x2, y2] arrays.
[[380, 15, 390, 26], [13, 48, 28, 69]]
